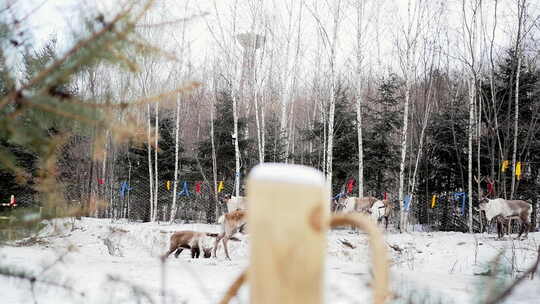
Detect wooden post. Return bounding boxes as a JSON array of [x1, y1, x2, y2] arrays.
[[247, 163, 329, 304]]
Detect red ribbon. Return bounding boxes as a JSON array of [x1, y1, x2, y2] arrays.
[[195, 182, 202, 193], [384, 192, 387, 200], [487, 181, 494, 196], [346, 179, 355, 194], [98, 178, 104, 185]]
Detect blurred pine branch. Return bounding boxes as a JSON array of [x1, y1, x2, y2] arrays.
[[0, 0, 190, 240]]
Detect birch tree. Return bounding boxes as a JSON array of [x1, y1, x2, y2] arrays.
[[169, 16, 188, 221], [274, 0, 304, 163], [203, 0, 243, 196], [305, 0, 342, 188], [483, 0, 504, 188], [395, 0, 426, 232], [355, 0, 366, 198], [510, 0, 527, 199], [407, 2, 446, 228], [325, 0, 342, 190], [353, 0, 378, 197], [211, 66, 219, 218], [461, 0, 482, 232]]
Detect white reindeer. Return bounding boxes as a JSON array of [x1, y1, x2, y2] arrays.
[[370, 200, 390, 229], [336, 196, 378, 213], [479, 198, 532, 239]]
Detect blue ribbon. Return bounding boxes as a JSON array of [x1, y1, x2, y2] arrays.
[[179, 181, 190, 196], [403, 195, 412, 211], [333, 192, 345, 201], [119, 181, 132, 199], [454, 192, 467, 216]]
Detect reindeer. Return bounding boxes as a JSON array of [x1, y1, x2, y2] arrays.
[[336, 196, 378, 214], [163, 231, 216, 259], [370, 199, 393, 230], [479, 198, 532, 239], [213, 209, 247, 260], [475, 176, 531, 238]]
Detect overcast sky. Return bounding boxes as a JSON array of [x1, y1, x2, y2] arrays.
[[7, 0, 539, 83]]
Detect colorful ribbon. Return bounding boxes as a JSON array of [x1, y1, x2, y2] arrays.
[[217, 181, 224, 193], [120, 181, 132, 198], [346, 179, 355, 194], [501, 160, 509, 172], [403, 195, 412, 211], [454, 192, 467, 216], [179, 181, 190, 196], [487, 181, 494, 196]]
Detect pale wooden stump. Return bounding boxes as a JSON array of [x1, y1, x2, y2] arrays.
[[247, 163, 329, 304]]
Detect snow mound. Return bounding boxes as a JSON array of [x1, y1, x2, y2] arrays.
[[37, 218, 250, 259], [3, 218, 540, 304]]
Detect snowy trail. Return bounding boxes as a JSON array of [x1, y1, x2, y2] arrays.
[[1, 218, 539, 303]]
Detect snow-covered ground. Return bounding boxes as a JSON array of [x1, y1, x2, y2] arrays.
[[1, 217, 539, 303]]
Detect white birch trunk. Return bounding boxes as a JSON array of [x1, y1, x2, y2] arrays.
[[510, 51, 521, 199], [398, 72, 411, 231], [322, 101, 327, 176], [153, 103, 159, 222], [355, 0, 365, 197], [146, 104, 154, 222], [326, 82, 336, 186], [468, 78, 474, 232], [254, 86, 263, 163], [278, 6, 293, 163], [290, 119, 296, 163], [261, 96, 266, 161], [326, 1, 341, 190], [462, 0, 482, 233], [397, 0, 417, 232], [170, 95, 181, 222], [410, 101, 432, 202], [233, 91, 241, 197], [210, 91, 219, 220], [510, 0, 525, 199], [279, 85, 290, 162], [287, 102, 296, 163]]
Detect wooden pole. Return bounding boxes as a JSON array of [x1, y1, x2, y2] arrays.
[[330, 214, 390, 304], [247, 163, 329, 304]]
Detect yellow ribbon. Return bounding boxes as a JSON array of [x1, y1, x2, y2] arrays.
[[501, 160, 509, 172], [166, 181, 171, 191], [218, 181, 224, 193], [516, 162, 522, 180], [431, 195, 437, 208]]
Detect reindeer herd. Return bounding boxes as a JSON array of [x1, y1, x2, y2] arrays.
[[162, 188, 534, 261]]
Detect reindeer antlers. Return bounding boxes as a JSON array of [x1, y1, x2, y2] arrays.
[[474, 175, 485, 184]]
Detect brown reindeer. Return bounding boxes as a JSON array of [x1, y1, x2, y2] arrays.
[[163, 231, 216, 259], [336, 196, 378, 214], [213, 210, 247, 260], [479, 198, 532, 239]]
